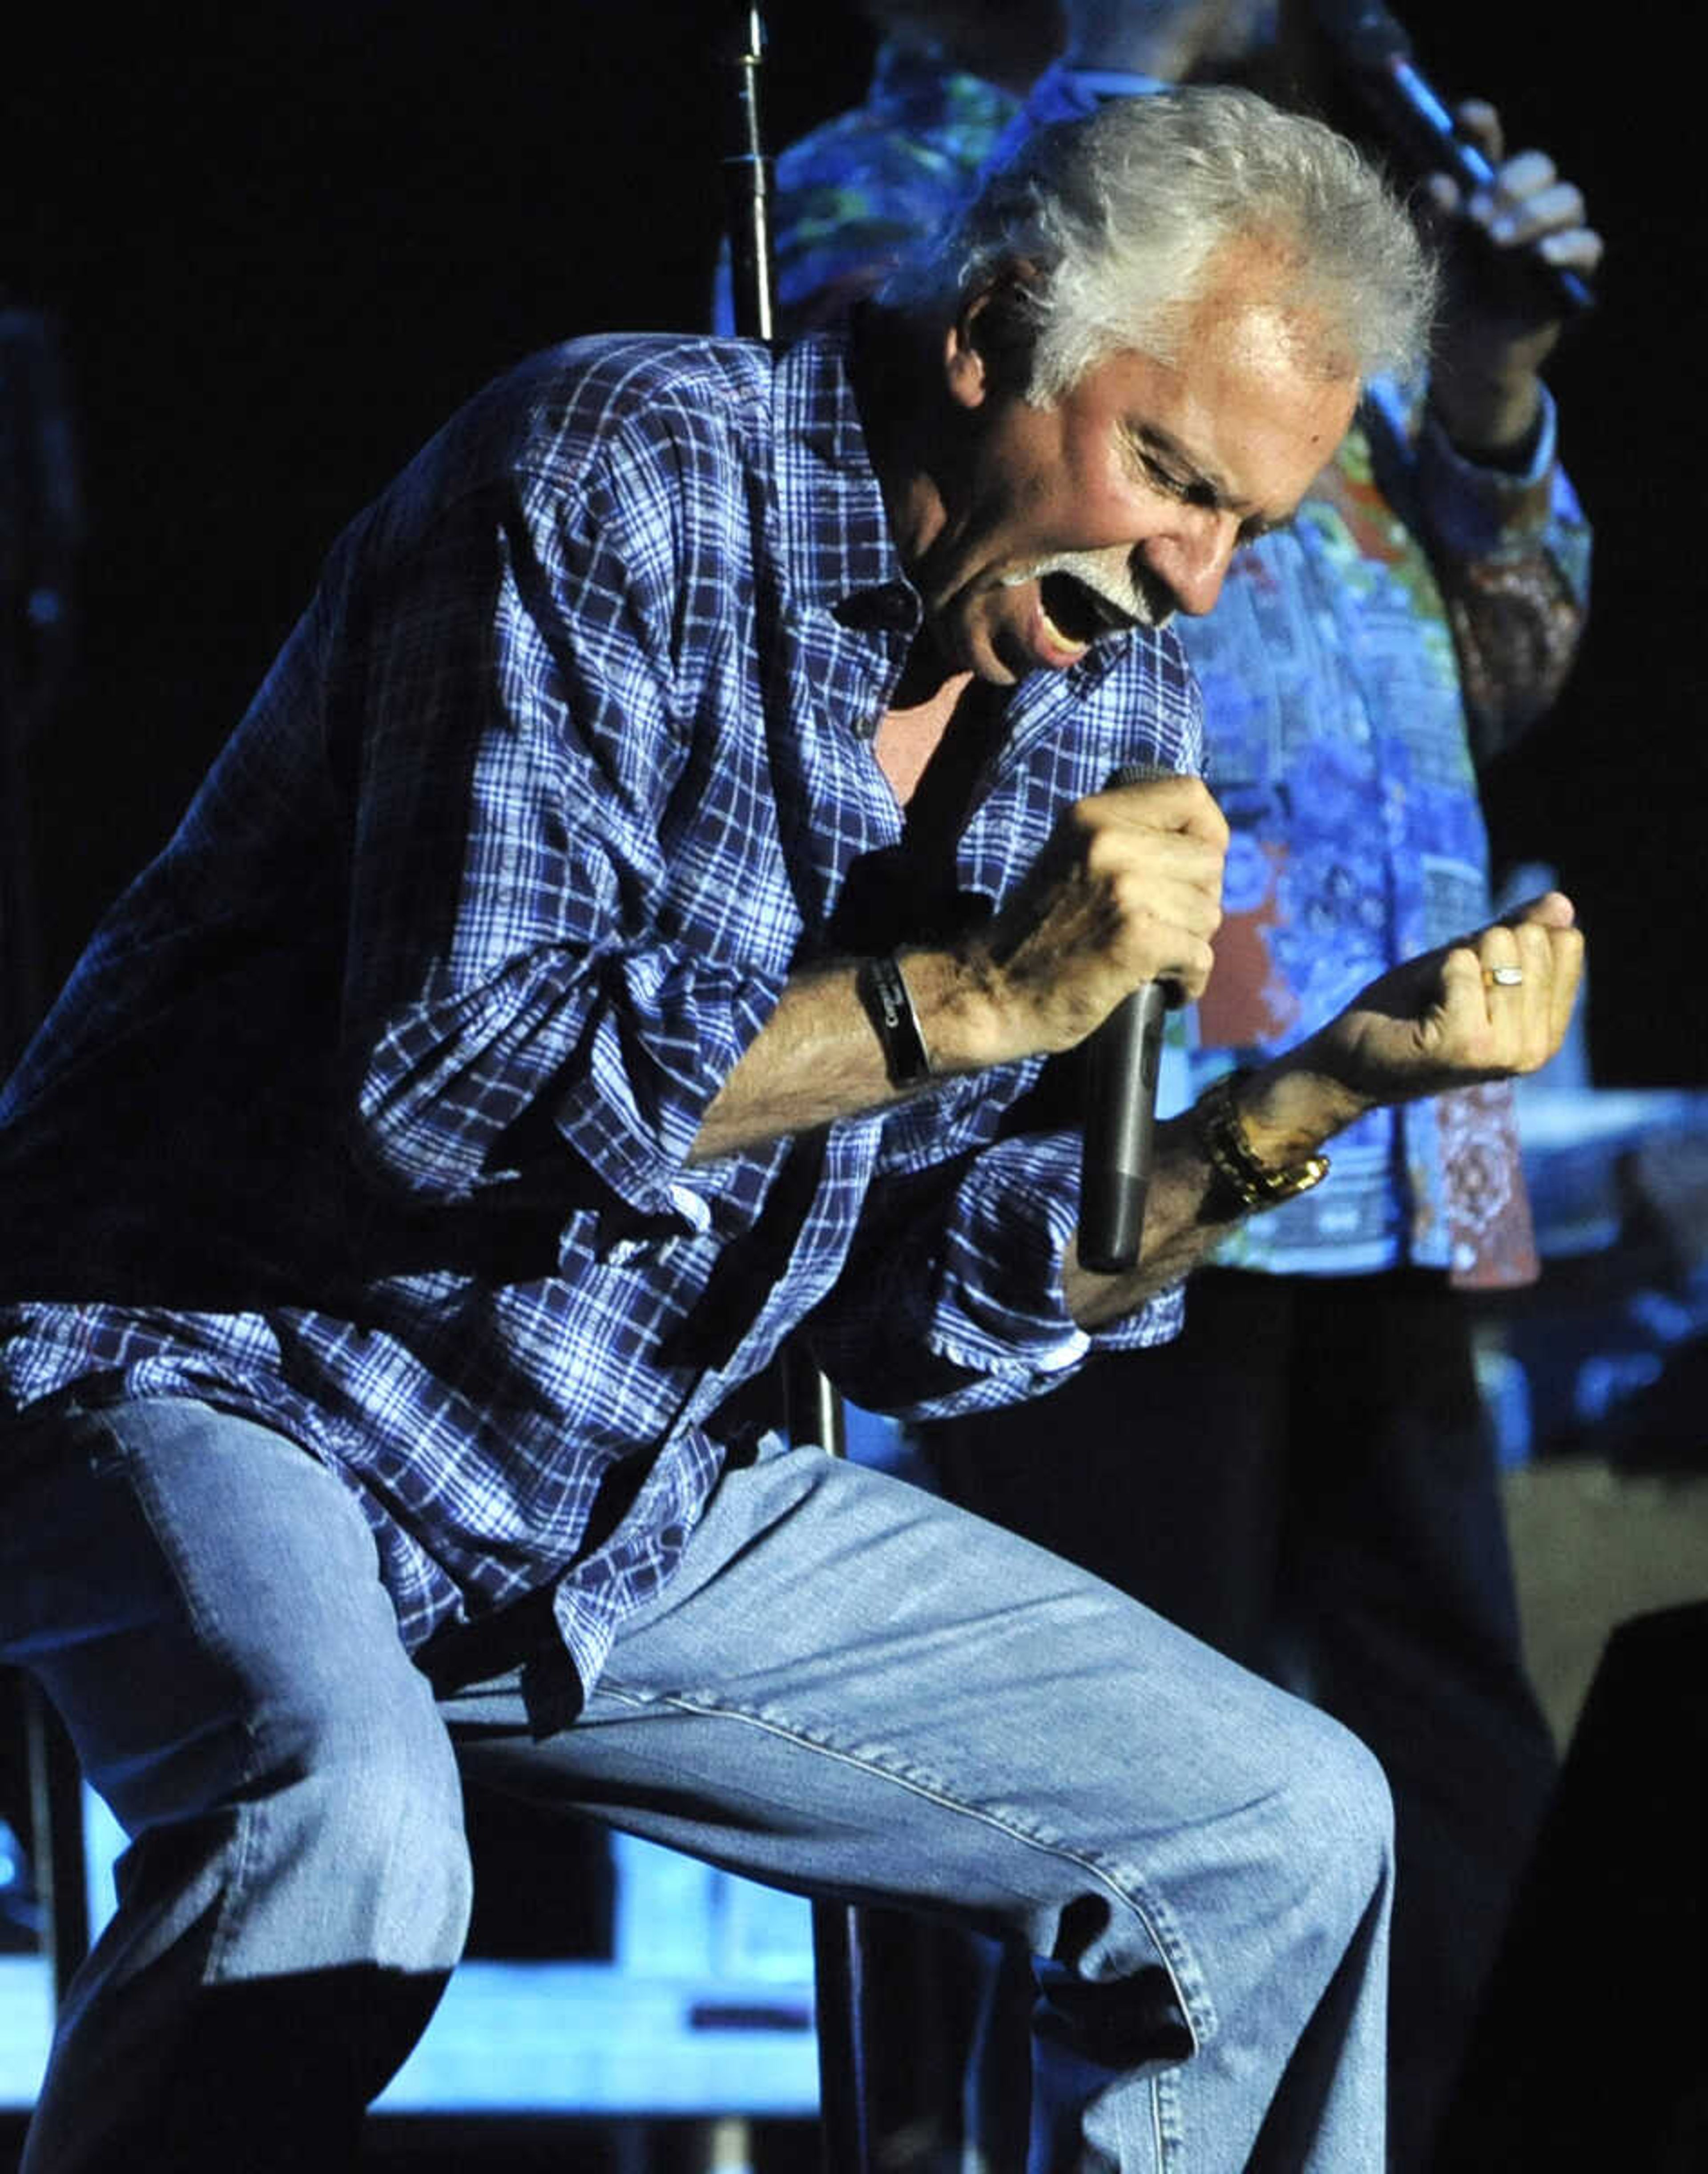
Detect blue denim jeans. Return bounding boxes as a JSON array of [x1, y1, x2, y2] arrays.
[[0, 1394, 1393, 2172]]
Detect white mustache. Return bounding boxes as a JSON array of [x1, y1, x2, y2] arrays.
[[999, 550, 1175, 633]]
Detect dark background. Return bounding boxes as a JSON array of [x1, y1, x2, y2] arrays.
[[2, 0, 1701, 1084]]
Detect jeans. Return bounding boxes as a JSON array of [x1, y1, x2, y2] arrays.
[[0, 1393, 1394, 2172], [921, 1270, 1557, 2170]]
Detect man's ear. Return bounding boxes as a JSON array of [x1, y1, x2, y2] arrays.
[[946, 267, 1041, 409]]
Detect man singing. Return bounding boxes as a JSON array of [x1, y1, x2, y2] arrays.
[[0, 89, 1579, 2173]]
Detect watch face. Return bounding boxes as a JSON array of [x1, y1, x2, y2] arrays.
[[1268, 1154, 1330, 1202]]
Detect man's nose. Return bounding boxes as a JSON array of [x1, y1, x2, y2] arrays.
[[1138, 510, 1243, 619]]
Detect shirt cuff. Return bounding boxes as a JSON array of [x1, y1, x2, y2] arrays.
[[552, 954, 788, 1256], [1415, 383, 1561, 558], [923, 1129, 1184, 1395]]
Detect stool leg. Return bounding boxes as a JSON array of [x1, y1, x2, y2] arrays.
[[812, 1901, 870, 2174], [24, 1680, 88, 2008], [778, 1350, 870, 2174]]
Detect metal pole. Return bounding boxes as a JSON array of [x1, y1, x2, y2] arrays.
[[718, 6, 777, 347], [24, 1693, 89, 2010], [714, 18, 866, 2170]]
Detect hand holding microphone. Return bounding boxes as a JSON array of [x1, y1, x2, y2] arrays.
[[969, 768, 1224, 1279], [1307, 0, 1599, 324], [1414, 94, 1603, 455], [977, 764, 1226, 1276], [1077, 764, 1188, 1275]]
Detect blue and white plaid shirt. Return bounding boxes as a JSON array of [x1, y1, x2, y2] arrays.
[[0, 328, 1200, 1703]]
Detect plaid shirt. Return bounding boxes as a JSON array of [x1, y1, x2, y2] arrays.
[[0, 329, 1200, 1703]]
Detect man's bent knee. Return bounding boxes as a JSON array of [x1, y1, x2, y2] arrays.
[[207, 1685, 474, 1979]]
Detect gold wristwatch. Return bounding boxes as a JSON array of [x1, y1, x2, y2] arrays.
[[1194, 1070, 1330, 1211]]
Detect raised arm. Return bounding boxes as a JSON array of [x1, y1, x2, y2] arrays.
[[1410, 99, 1601, 750]]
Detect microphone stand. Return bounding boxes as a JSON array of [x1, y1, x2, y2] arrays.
[[719, 6, 777, 347], [715, 17, 868, 2174]]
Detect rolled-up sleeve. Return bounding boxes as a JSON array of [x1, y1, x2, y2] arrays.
[[1382, 382, 1591, 760], [336, 413, 787, 1235], [809, 1125, 1184, 1421]]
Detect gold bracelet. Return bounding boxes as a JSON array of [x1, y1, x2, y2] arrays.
[[1194, 1070, 1329, 1212]]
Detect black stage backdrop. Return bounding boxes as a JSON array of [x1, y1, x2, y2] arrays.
[[2, 0, 1700, 1085]]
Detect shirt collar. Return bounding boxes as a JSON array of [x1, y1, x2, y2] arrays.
[[978, 62, 1171, 185], [774, 325, 918, 630], [865, 41, 1025, 140]]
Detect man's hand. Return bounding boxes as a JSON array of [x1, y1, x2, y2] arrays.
[[1424, 101, 1603, 457], [1065, 894, 1584, 1327], [693, 774, 1226, 1160], [1274, 891, 1584, 1130], [966, 772, 1228, 1062]]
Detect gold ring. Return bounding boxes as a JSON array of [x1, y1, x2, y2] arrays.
[[1483, 964, 1525, 988]]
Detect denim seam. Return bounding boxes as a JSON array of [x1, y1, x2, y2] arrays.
[[1156, 2063, 1180, 2159], [596, 1673, 1216, 2070]]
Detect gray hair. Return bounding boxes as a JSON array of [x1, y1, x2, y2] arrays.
[[885, 85, 1436, 399]]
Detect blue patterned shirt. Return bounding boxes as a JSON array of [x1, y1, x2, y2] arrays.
[[0, 329, 1198, 1702], [1173, 384, 1587, 1285]]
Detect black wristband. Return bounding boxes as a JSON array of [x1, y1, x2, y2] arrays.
[[858, 954, 933, 1089]]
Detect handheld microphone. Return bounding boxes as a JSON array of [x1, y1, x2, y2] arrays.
[[1307, 0, 1593, 319], [1077, 764, 1180, 1276]]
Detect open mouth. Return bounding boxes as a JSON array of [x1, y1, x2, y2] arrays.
[[1039, 570, 1141, 645]]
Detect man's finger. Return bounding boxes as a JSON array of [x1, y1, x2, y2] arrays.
[[1095, 772, 1231, 848], [1500, 889, 1576, 932], [1473, 920, 1584, 1070], [1545, 924, 1587, 1052], [1474, 149, 1559, 216], [1512, 917, 1558, 1066], [1454, 97, 1505, 166], [1487, 181, 1587, 250], [1539, 226, 1605, 274]]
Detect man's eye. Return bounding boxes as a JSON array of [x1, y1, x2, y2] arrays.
[[1137, 449, 1225, 513]]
